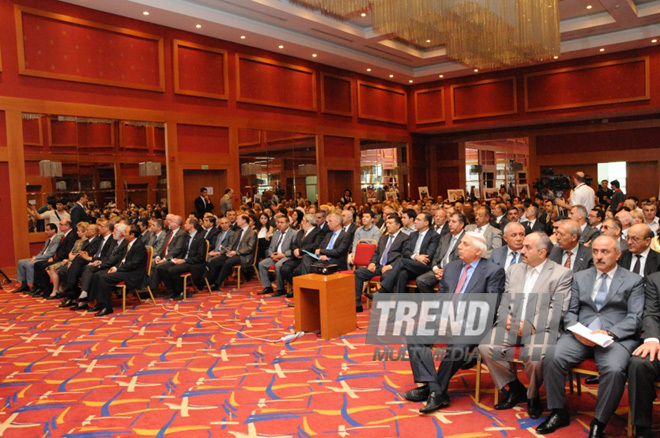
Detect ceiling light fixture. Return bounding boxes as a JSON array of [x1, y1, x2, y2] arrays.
[[653, 39, 658, 43], [599, 48, 605, 52], [439, 74, 444, 78], [240, 35, 246, 39], [553, 55, 559, 59], [389, 74, 394, 78], [361, 12, 367, 17], [367, 68, 371, 71], [474, 68, 479, 72], [195, 24, 202, 29], [586, 5, 592, 9], [143, 11, 149, 16], [312, 53, 318, 57], [426, 39, 431, 43], [292, 0, 559, 69], [409, 80, 413, 83], [278, 45, 284, 49]]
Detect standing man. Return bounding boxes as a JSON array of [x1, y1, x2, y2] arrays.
[[15, 224, 61, 292], [479, 232, 572, 419], [220, 188, 234, 215], [70, 193, 89, 227], [596, 180, 613, 208], [195, 187, 214, 219], [609, 180, 625, 213], [257, 214, 295, 297], [556, 172, 596, 213], [537, 235, 645, 437], [465, 207, 502, 257], [403, 232, 505, 413]]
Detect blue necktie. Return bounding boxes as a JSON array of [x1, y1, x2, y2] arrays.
[[381, 235, 394, 266], [327, 232, 338, 250], [510, 251, 518, 265], [593, 273, 609, 310]]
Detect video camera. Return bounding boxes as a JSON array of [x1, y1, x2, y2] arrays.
[[534, 168, 572, 198]]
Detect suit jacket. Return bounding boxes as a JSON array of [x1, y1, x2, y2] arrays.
[[402, 229, 441, 261], [465, 224, 502, 257], [549, 243, 593, 273], [618, 249, 660, 277], [202, 227, 220, 250], [493, 216, 509, 231], [292, 227, 325, 256], [431, 231, 464, 268], [70, 203, 87, 226], [148, 231, 167, 259], [495, 260, 573, 335], [523, 219, 546, 235], [227, 227, 257, 267], [182, 232, 207, 265], [114, 238, 148, 289], [370, 231, 410, 267], [641, 271, 660, 340], [438, 258, 505, 297], [318, 230, 351, 270], [342, 223, 358, 243], [565, 266, 645, 350], [53, 230, 77, 262], [317, 221, 331, 235], [489, 245, 516, 268], [81, 235, 103, 260], [194, 196, 214, 218], [579, 225, 600, 245], [433, 222, 450, 238], [266, 227, 295, 258], [163, 228, 188, 260], [139, 230, 151, 245], [35, 233, 63, 261], [99, 239, 129, 269]]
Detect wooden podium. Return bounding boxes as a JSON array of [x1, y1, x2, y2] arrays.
[[293, 273, 357, 340]]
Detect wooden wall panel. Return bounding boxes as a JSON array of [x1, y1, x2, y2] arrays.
[[0, 111, 6, 147], [48, 118, 77, 147], [15, 5, 164, 92], [177, 124, 229, 154], [414, 87, 445, 124], [451, 77, 517, 120], [153, 126, 165, 151], [536, 127, 660, 155], [173, 40, 228, 100], [238, 129, 261, 147], [321, 73, 353, 116], [357, 81, 407, 124], [627, 161, 658, 200], [0, 163, 14, 268], [525, 57, 649, 112], [323, 135, 354, 159], [21, 116, 42, 146], [77, 122, 113, 147], [436, 166, 460, 198], [236, 55, 316, 111]]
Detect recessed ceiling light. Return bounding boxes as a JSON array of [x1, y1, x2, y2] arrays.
[[599, 47, 605, 52], [653, 39, 658, 43], [553, 55, 559, 59], [240, 35, 246, 39], [367, 68, 371, 72], [389, 74, 394, 78], [586, 5, 592, 9], [312, 53, 317, 57], [426, 39, 431, 43], [409, 80, 413, 83], [439, 74, 444, 78], [143, 11, 149, 16], [361, 12, 366, 17], [474, 68, 479, 72], [195, 24, 202, 29], [278, 45, 284, 49]]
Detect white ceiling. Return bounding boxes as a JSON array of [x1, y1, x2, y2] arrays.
[[62, 0, 660, 84]]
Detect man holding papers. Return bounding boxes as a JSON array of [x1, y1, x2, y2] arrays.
[[537, 235, 645, 438]]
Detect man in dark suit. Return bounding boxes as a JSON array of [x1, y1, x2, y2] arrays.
[[403, 232, 505, 413], [537, 235, 645, 437], [523, 205, 546, 235], [628, 271, 660, 438], [353, 214, 409, 312], [201, 215, 220, 250], [340, 209, 358, 243], [31, 218, 77, 297], [161, 217, 207, 300], [207, 214, 257, 289], [91, 224, 148, 316], [377, 211, 440, 295], [492, 203, 509, 231], [194, 187, 215, 219], [70, 193, 88, 227], [315, 210, 330, 235], [432, 209, 450, 237], [569, 205, 600, 245], [465, 207, 502, 257], [489, 222, 525, 269], [149, 215, 188, 293], [415, 212, 464, 294], [618, 223, 660, 277], [136, 218, 151, 244], [280, 214, 324, 298], [297, 213, 351, 274], [548, 219, 593, 273]]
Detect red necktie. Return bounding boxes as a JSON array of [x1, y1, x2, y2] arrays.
[[453, 264, 470, 294], [162, 232, 174, 258]]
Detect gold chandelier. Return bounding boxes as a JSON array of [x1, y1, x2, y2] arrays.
[[292, 0, 560, 69]]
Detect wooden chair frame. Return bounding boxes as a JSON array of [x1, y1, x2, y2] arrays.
[[117, 245, 157, 312], [182, 240, 213, 300]]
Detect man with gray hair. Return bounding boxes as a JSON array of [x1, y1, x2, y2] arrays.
[[548, 219, 593, 273], [479, 232, 572, 419], [15, 224, 61, 292], [615, 210, 632, 240], [569, 204, 599, 245], [297, 213, 350, 274]]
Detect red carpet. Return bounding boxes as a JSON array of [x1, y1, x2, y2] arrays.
[[0, 280, 650, 437]]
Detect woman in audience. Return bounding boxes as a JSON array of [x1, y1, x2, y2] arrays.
[[45, 221, 90, 299], [255, 212, 274, 261]]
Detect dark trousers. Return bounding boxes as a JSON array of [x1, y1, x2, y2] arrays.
[[628, 354, 660, 427], [150, 261, 174, 292], [280, 258, 302, 289], [163, 263, 205, 294], [206, 254, 228, 285], [63, 257, 90, 296], [408, 343, 475, 392], [33, 259, 55, 286], [380, 258, 432, 294], [353, 266, 383, 306], [95, 271, 132, 310]]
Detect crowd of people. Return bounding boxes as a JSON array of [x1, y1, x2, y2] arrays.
[[14, 173, 660, 437]]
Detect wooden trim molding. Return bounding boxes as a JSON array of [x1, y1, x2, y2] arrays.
[[14, 5, 165, 92], [524, 57, 650, 112], [357, 80, 408, 124], [451, 77, 517, 121], [414, 86, 445, 124], [173, 39, 229, 100], [321, 72, 354, 117], [236, 54, 317, 111]]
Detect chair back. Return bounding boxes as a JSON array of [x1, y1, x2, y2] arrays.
[[145, 246, 154, 276], [204, 240, 210, 260], [353, 239, 377, 268]]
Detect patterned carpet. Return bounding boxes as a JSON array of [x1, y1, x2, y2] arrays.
[[0, 279, 646, 437]]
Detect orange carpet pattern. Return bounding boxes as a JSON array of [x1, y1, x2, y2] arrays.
[[0, 280, 649, 437]]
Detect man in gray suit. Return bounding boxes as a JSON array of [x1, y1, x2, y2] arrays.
[[548, 219, 593, 273], [617, 223, 660, 277], [208, 214, 257, 289], [257, 213, 295, 296], [149, 215, 188, 293], [465, 207, 502, 257], [479, 232, 573, 419], [537, 235, 645, 437], [570, 204, 600, 246], [15, 224, 61, 292], [490, 222, 525, 270], [601, 217, 628, 252]]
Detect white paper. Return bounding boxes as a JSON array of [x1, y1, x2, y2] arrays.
[[567, 323, 614, 348]]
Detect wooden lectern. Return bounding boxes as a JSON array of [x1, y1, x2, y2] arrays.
[[293, 273, 357, 340]]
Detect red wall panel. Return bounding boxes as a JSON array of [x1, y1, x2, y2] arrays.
[[526, 57, 649, 112], [238, 129, 261, 146], [358, 81, 407, 124], [174, 40, 227, 99], [0, 163, 15, 268], [237, 55, 316, 111], [17, 6, 164, 91], [122, 124, 147, 148], [177, 124, 229, 154], [536, 127, 660, 155], [77, 122, 112, 146], [322, 74, 352, 116], [49, 119, 77, 145], [452, 78, 517, 120], [436, 166, 460, 197], [415, 88, 445, 124], [324, 136, 354, 159], [0, 112, 7, 147], [153, 126, 165, 151]]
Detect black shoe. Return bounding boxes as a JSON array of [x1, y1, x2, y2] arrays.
[[258, 287, 273, 295], [588, 419, 606, 438], [419, 391, 450, 414], [170, 293, 184, 300], [527, 397, 542, 419], [635, 426, 653, 438], [460, 356, 478, 370], [494, 390, 527, 410], [45, 294, 60, 301], [536, 409, 570, 434], [287, 302, 294, 308], [403, 385, 429, 402], [90, 305, 104, 312], [363, 291, 374, 300], [285, 291, 293, 298], [59, 299, 76, 308], [585, 376, 599, 384], [356, 305, 364, 313], [94, 308, 113, 317], [28, 287, 42, 296], [15, 284, 30, 292], [72, 303, 89, 311], [273, 289, 287, 297]]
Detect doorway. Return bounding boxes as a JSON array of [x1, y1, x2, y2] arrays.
[[183, 169, 228, 216]]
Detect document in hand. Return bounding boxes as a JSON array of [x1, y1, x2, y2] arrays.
[[567, 323, 614, 348], [302, 249, 320, 260]]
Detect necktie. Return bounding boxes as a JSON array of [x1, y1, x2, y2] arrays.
[[327, 232, 338, 250], [453, 264, 470, 294], [381, 234, 395, 266], [564, 250, 572, 269], [94, 237, 105, 258], [152, 234, 159, 247], [593, 273, 609, 310], [274, 231, 284, 252], [510, 251, 518, 265], [41, 238, 51, 255], [184, 235, 193, 259], [232, 230, 244, 250], [216, 231, 226, 251], [520, 268, 539, 319], [632, 254, 642, 274], [162, 231, 174, 258], [443, 236, 458, 268], [121, 241, 133, 265]]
